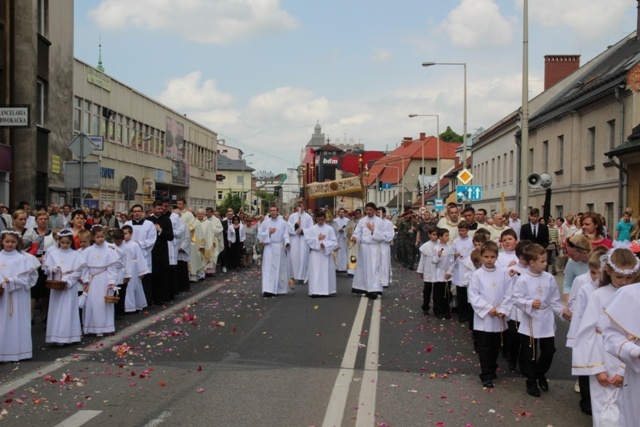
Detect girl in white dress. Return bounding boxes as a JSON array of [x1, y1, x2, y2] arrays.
[[44, 229, 85, 345], [0, 230, 38, 361], [80, 226, 120, 336]]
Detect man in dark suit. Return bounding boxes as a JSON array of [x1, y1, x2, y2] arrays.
[[519, 208, 549, 248], [148, 200, 174, 305]]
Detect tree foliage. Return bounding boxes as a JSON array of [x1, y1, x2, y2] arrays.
[[218, 191, 242, 213], [439, 126, 463, 143]]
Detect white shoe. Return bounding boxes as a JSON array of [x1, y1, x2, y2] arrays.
[[222, 267, 227, 273], [574, 379, 580, 393]]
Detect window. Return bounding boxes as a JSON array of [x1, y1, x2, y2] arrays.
[[586, 203, 594, 213], [605, 203, 614, 234], [496, 155, 501, 186], [430, 167, 436, 175], [73, 97, 82, 132], [607, 120, 616, 149], [557, 135, 564, 171], [116, 114, 123, 144], [588, 127, 596, 166], [491, 158, 495, 187], [217, 191, 223, 200], [237, 175, 244, 185], [503, 153, 507, 185], [528, 148, 534, 175], [542, 140, 548, 172], [92, 104, 101, 135], [83, 100, 91, 133], [36, 79, 46, 126], [509, 150, 514, 182], [555, 206, 563, 219]]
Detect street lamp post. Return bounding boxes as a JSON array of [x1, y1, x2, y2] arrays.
[[409, 114, 441, 199], [241, 153, 254, 211], [421, 62, 467, 167]]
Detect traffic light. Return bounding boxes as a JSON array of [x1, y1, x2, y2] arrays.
[[378, 181, 384, 191]]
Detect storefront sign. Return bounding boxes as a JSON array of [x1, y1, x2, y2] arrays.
[[0, 106, 29, 127]]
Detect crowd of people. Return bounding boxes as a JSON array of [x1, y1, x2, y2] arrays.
[[2, 197, 640, 425]]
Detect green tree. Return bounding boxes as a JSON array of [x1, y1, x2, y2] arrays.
[[257, 190, 277, 214], [218, 191, 242, 213], [439, 126, 463, 143]]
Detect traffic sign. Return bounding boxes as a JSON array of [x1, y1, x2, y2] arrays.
[[434, 198, 444, 210], [419, 206, 427, 214], [456, 185, 482, 201], [88, 135, 103, 150], [383, 182, 392, 189], [457, 168, 473, 185], [68, 132, 96, 159]]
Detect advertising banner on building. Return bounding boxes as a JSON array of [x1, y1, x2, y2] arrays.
[[165, 116, 185, 161], [143, 176, 155, 205]]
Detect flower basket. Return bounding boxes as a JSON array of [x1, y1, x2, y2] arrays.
[[46, 270, 67, 291], [104, 288, 120, 304]]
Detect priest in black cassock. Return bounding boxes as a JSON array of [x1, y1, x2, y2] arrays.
[[148, 200, 174, 305]]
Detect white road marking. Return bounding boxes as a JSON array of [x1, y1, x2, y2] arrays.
[[322, 297, 369, 427], [143, 410, 172, 427], [53, 410, 102, 427], [355, 298, 381, 427]]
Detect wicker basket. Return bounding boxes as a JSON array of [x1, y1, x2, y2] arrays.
[[104, 288, 120, 304], [45, 270, 67, 291]]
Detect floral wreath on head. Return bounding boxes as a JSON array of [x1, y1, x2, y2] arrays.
[[599, 240, 640, 276], [56, 228, 74, 238], [0, 230, 20, 238]]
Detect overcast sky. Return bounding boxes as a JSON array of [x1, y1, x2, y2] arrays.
[[74, 0, 637, 173]]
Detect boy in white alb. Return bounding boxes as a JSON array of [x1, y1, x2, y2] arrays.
[[512, 243, 567, 397], [416, 225, 438, 316], [468, 240, 512, 388], [496, 229, 521, 370], [432, 228, 454, 319], [449, 221, 474, 323]]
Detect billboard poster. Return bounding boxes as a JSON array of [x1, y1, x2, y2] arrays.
[[172, 161, 188, 186], [165, 116, 185, 161]]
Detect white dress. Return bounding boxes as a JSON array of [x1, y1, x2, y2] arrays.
[[304, 223, 338, 296], [573, 285, 624, 427], [287, 211, 313, 281], [123, 240, 149, 312], [603, 283, 640, 427], [0, 250, 38, 361], [43, 248, 85, 344], [258, 216, 290, 295], [81, 243, 120, 334], [565, 273, 597, 348]]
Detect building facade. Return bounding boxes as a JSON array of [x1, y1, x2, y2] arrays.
[[1, 0, 74, 208], [73, 59, 219, 212]]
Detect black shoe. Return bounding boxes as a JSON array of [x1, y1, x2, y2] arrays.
[[508, 361, 517, 371], [482, 380, 494, 388], [444, 314, 452, 320], [367, 292, 378, 300], [263, 292, 276, 297], [422, 310, 430, 316], [526, 383, 541, 397], [538, 377, 549, 391]]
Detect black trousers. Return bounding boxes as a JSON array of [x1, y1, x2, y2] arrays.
[[578, 375, 592, 414], [519, 334, 556, 382], [504, 320, 521, 369], [421, 282, 433, 312], [114, 282, 127, 315], [455, 285, 470, 321], [177, 260, 190, 292], [433, 281, 451, 318], [476, 330, 501, 381]]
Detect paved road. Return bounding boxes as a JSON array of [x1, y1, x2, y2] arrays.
[[0, 263, 591, 426]]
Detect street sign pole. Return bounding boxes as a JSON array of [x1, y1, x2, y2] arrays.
[[68, 132, 97, 209]]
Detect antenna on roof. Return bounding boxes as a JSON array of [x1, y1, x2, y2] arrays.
[[97, 33, 105, 72]]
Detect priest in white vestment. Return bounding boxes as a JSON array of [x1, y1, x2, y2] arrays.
[[258, 205, 290, 297], [304, 211, 337, 297], [287, 202, 313, 283], [332, 208, 349, 272], [205, 209, 224, 275], [193, 209, 216, 281], [377, 207, 396, 288], [351, 203, 385, 299]]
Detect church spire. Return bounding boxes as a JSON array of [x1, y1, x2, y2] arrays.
[[97, 34, 105, 72]]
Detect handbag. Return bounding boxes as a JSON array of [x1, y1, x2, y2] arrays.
[[599, 387, 620, 427]]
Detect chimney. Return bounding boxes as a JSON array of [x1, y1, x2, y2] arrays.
[[544, 55, 580, 90], [420, 132, 426, 139]]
